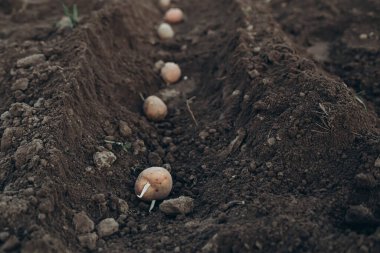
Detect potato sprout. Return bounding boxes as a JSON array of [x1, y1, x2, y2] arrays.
[[135, 167, 173, 212], [161, 62, 181, 84]]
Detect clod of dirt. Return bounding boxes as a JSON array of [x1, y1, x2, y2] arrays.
[[38, 198, 54, 213], [159, 196, 194, 215], [14, 139, 43, 169], [9, 102, 32, 117], [375, 157, 380, 167], [148, 152, 163, 166], [345, 205, 378, 226], [119, 120, 132, 137], [78, 233, 98, 250], [16, 54, 46, 68], [114, 198, 129, 214], [93, 151, 117, 169], [0, 231, 10, 242], [157, 23, 174, 40], [1, 128, 13, 151], [11, 78, 29, 91], [96, 218, 119, 238], [0, 235, 20, 252], [73, 211, 95, 234], [354, 173, 377, 189]]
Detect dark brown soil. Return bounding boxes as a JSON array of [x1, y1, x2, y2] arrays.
[[0, 0, 379, 252]]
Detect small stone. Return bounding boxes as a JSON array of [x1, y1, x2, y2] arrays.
[[208, 129, 217, 134], [248, 69, 260, 78], [14, 139, 43, 169], [345, 205, 376, 225], [93, 151, 116, 169], [119, 121, 132, 137], [117, 215, 127, 224], [148, 152, 162, 166], [159, 196, 194, 215], [38, 213, 46, 220], [16, 54, 46, 68], [9, 102, 33, 117], [0, 231, 10, 242], [359, 33, 368, 40], [174, 246, 181, 253], [117, 198, 129, 214], [199, 131, 209, 140], [85, 166, 93, 173], [355, 173, 376, 189], [38, 199, 54, 213], [1, 235, 20, 251], [374, 157, 380, 167], [249, 161, 257, 172], [97, 218, 119, 238], [33, 98, 45, 108], [92, 193, 106, 203], [162, 137, 172, 145], [253, 47, 261, 52], [78, 232, 98, 250], [162, 163, 172, 172], [267, 137, 276, 146], [11, 78, 29, 91], [73, 211, 95, 234], [1, 128, 13, 151]]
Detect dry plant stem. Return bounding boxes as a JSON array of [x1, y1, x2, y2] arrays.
[[186, 96, 198, 126]]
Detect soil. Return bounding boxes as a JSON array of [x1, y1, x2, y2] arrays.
[[0, 0, 379, 252]]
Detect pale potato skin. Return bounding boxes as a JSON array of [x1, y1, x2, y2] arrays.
[[157, 23, 174, 40], [135, 167, 173, 201], [159, 0, 171, 10], [161, 62, 181, 84], [164, 8, 184, 24], [143, 96, 168, 121]]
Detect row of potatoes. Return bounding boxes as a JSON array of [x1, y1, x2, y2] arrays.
[[137, 0, 186, 212]]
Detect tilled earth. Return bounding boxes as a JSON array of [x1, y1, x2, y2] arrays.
[[0, 0, 379, 252]]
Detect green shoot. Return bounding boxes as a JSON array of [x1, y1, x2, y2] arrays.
[[104, 140, 132, 153], [62, 3, 79, 28]]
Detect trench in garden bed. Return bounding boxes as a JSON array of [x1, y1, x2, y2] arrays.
[[6, 0, 379, 251], [45, 0, 248, 250]]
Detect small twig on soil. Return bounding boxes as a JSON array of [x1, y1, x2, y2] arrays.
[[186, 96, 198, 127], [139, 92, 145, 102], [221, 200, 245, 211]]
